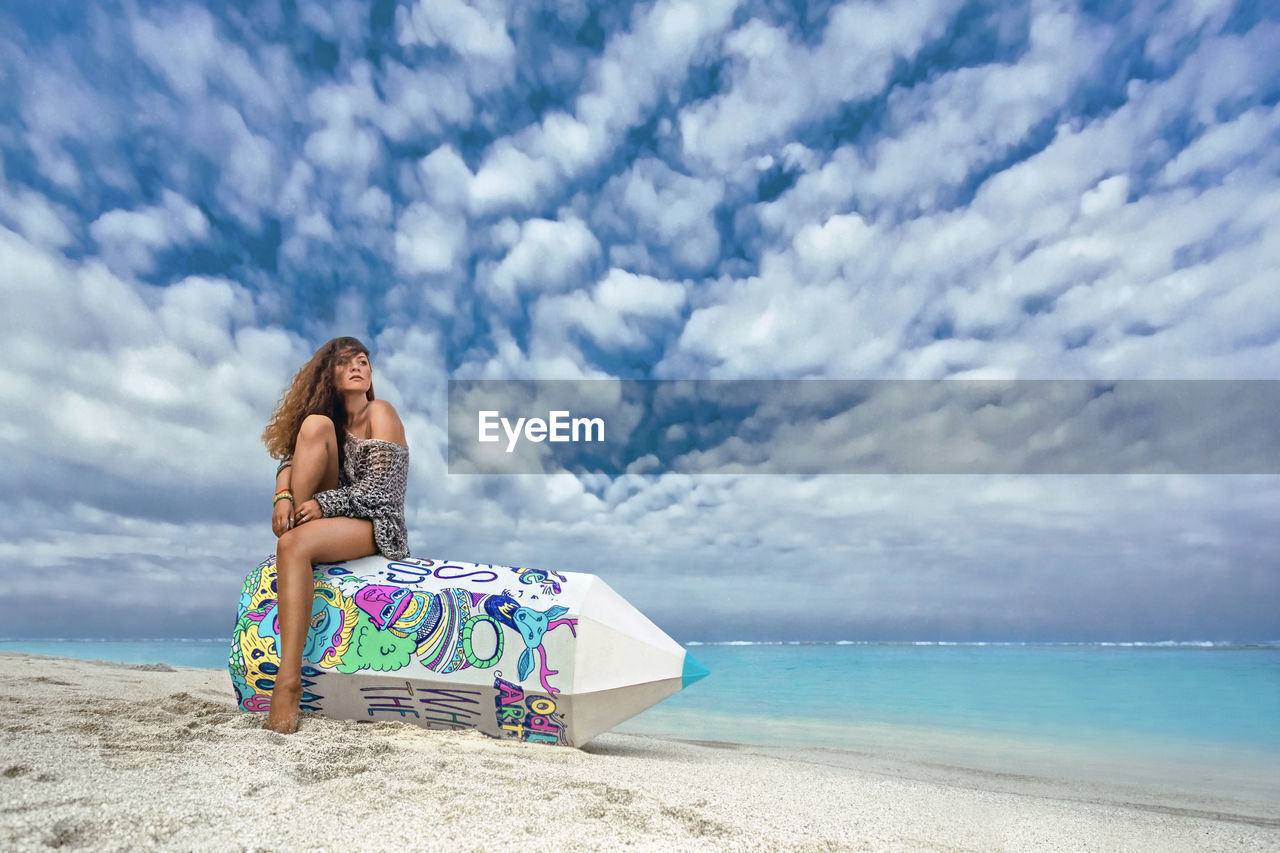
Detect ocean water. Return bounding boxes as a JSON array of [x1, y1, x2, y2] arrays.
[[0, 638, 231, 670], [4, 638, 1277, 806], [618, 641, 1280, 808]]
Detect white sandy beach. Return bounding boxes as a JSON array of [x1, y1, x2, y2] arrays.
[[1, 652, 1276, 852]]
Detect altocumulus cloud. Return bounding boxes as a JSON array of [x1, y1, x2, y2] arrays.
[[0, 0, 1277, 641]]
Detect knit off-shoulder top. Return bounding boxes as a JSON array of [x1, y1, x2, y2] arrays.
[[277, 433, 410, 560]]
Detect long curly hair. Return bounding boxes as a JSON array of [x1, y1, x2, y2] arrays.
[[262, 337, 374, 468]]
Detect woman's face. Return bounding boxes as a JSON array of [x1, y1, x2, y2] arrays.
[[333, 350, 372, 394]]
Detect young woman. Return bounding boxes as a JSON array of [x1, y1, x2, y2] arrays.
[[260, 336, 410, 733]]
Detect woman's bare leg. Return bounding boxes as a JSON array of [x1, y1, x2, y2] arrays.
[[264, 517, 377, 733], [264, 415, 348, 734], [290, 414, 340, 507]]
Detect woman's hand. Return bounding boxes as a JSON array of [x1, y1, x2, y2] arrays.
[[294, 499, 323, 526], [272, 498, 293, 537]]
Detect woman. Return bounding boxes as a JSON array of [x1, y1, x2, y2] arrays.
[[260, 336, 410, 733]]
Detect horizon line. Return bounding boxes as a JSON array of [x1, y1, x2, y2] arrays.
[[3, 637, 1278, 647]]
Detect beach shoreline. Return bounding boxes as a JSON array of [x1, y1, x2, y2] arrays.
[[1, 652, 1276, 851], [620, 716, 1280, 825]]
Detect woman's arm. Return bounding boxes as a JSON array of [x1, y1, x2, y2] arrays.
[[313, 402, 408, 521], [275, 463, 292, 493], [272, 458, 294, 536], [369, 400, 407, 446]]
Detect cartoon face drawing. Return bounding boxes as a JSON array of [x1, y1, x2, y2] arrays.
[[306, 598, 346, 660], [485, 593, 572, 685], [259, 597, 343, 661], [512, 607, 554, 647], [354, 584, 412, 630]]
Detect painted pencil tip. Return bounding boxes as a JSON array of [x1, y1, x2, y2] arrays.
[[681, 652, 710, 689]]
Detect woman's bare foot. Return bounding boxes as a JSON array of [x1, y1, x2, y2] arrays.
[[262, 680, 303, 734]]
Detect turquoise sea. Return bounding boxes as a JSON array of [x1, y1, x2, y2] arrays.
[[619, 641, 1280, 810], [4, 638, 1277, 810]]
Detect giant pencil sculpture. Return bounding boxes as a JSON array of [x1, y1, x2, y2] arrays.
[[230, 555, 709, 746]]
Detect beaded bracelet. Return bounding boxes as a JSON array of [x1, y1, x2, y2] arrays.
[[273, 491, 294, 507]]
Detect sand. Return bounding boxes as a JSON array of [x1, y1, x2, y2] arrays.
[[1, 653, 1276, 852]]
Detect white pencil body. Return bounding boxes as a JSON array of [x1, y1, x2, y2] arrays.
[[230, 554, 708, 746]]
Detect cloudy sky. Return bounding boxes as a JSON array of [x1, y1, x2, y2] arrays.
[[1, 0, 1277, 642]]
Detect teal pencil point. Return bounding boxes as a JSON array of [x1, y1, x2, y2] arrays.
[[681, 653, 710, 689]]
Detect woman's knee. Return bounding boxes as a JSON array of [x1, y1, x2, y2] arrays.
[[276, 529, 311, 564], [297, 414, 336, 446]]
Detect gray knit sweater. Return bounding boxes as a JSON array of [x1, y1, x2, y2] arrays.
[[277, 433, 410, 559]]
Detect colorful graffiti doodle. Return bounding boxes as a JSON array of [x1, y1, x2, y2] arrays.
[[357, 681, 485, 729], [484, 594, 577, 694], [230, 557, 578, 718], [493, 673, 567, 745], [511, 565, 566, 596], [229, 557, 329, 711]]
